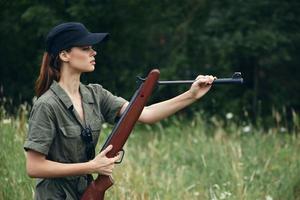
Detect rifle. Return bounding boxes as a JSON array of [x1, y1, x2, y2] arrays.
[[81, 70, 243, 199], [81, 69, 160, 200]]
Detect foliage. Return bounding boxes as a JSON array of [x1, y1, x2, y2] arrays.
[[0, 0, 299, 120]]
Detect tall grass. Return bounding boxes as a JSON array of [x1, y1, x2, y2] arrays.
[[103, 115, 300, 200], [0, 107, 300, 200]]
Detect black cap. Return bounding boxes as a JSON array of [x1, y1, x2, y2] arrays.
[[46, 22, 109, 57]]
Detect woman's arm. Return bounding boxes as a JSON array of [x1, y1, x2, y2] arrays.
[[26, 145, 120, 178], [119, 75, 215, 124]]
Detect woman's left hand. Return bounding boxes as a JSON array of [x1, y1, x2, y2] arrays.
[[189, 75, 216, 100]]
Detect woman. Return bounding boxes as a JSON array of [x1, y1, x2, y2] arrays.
[[24, 22, 215, 199]]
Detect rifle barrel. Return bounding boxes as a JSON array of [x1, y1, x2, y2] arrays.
[[137, 72, 244, 85], [157, 78, 243, 85]]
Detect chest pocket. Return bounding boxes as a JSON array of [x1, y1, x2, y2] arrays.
[[88, 118, 102, 146], [57, 117, 102, 162], [58, 125, 84, 162]]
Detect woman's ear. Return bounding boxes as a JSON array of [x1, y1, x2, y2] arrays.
[[59, 50, 70, 62]]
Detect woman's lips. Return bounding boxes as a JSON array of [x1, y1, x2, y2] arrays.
[[90, 60, 96, 65]]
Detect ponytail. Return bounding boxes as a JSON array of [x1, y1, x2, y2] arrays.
[[35, 52, 61, 98]]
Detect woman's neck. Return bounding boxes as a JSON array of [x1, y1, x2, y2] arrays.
[[58, 66, 81, 97]]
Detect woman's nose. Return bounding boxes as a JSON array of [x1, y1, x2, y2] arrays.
[[91, 49, 97, 56]]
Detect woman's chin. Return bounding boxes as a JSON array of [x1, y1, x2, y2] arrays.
[[85, 65, 95, 72]]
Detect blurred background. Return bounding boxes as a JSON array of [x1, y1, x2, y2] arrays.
[[1, 0, 299, 125]]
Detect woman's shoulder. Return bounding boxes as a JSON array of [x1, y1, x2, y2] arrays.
[[29, 91, 56, 120], [82, 83, 108, 96], [32, 89, 57, 109], [82, 83, 122, 102], [84, 83, 104, 91]]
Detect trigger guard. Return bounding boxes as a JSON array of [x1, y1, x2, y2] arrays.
[[115, 149, 125, 164]]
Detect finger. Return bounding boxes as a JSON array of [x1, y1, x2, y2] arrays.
[[111, 155, 121, 163], [101, 156, 119, 166], [194, 76, 204, 82], [97, 159, 114, 168], [205, 75, 212, 81], [208, 75, 214, 84], [197, 79, 210, 86], [117, 151, 123, 159], [195, 75, 205, 81], [105, 169, 112, 174], [101, 170, 112, 176], [100, 145, 113, 156], [107, 153, 122, 164], [108, 163, 115, 170], [203, 75, 213, 85], [195, 77, 206, 86], [100, 165, 113, 171], [103, 167, 113, 173]]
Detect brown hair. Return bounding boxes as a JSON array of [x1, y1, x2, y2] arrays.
[[35, 52, 61, 98]]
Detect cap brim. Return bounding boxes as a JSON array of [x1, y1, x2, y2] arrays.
[[74, 33, 109, 46]]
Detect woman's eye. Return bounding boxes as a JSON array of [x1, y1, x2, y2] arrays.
[[80, 47, 93, 51]]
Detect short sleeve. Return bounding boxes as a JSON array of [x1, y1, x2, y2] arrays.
[[91, 84, 127, 124], [24, 102, 56, 155]]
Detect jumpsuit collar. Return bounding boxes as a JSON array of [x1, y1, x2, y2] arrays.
[[50, 80, 96, 128], [50, 80, 94, 109]]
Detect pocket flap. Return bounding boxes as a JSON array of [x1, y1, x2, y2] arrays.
[[89, 120, 102, 131], [59, 125, 81, 138]]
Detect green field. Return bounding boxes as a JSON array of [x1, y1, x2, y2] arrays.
[[1, 114, 300, 200]]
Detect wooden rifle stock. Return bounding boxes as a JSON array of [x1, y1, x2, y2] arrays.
[[81, 69, 160, 200]]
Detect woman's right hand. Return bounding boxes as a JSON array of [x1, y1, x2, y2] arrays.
[[89, 145, 120, 176]]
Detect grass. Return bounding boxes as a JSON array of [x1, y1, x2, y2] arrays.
[[0, 113, 300, 200]]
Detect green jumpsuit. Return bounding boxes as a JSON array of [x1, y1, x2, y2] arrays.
[[24, 80, 127, 199]]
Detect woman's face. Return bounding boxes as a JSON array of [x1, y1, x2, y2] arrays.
[[65, 46, 97, 73]]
